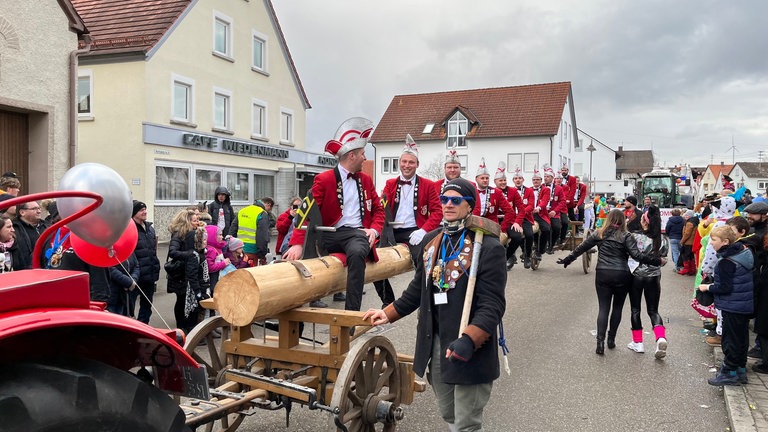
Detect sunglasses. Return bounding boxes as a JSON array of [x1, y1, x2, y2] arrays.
[[439, 195, 474, 206], [291, 204, 300, 210]]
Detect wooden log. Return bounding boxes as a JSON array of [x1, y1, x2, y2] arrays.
[[214, 244, 412, 326]]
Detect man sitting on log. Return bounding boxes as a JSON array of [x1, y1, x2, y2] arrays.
[[282, 117, 385, 312]]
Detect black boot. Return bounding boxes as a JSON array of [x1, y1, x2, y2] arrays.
[[607, 332, 616, 349], [596, 338, 605, 355]]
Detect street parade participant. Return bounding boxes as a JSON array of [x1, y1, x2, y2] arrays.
[[571, 176, 588, 224], [283, 117, 385, 312], [434, 144, 464, 194], [531, 168, 552, 261], [373, 134, 442, 307], [490, 161, 525, 269], [363, 177, 506, 432], [543, 165, 566, 253], [504, 166, 535, 269], [561, 164, 578, 220], [557, 209, 665, 355], [554, 175, 571, 246]]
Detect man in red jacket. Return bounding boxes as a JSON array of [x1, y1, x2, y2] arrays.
[[505, 166, 536, 268], [491, 162, 526, 269], [283, 117, 385, 312], [531, 168, 552, 260], [434, 144, 463, 195], [543, 165, 567, 254], [570, 176, 588, 224], [374, 135, 442, 306]]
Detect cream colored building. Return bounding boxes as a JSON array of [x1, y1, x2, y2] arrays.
[[0, 0, 86, 193], [73, 0, 329, 239]]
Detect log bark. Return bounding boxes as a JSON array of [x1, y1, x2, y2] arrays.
[[214, 244, 412, 326]]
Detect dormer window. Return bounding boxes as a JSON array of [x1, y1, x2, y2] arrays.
[[447, 112, 467, 148]]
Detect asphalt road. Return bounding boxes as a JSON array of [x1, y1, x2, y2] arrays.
[[149, 245, 730, 432]]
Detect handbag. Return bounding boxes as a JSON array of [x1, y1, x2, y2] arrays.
[[164, 257, 185, 279], [695, 288, 715, 307]]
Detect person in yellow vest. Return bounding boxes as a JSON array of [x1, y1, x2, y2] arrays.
[[230, 199, 270, 266]]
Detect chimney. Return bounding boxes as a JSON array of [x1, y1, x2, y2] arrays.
[[618, 146, 623, 152]]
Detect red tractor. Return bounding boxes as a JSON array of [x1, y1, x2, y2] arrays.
[[0, 191, 206, 432]]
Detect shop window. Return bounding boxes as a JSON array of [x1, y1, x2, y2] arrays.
[[196, 169, 221, 202], [213, 11, 233, 59], [227, 172, 250, 202], [156, 165, 190, 201], [254, 174, 274, 200], [78, 70, 93, 117], [252, 30, 268, 73], [252, 99, 267, 139]]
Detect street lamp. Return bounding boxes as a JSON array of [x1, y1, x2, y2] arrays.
[[587, 143, 596, 195]]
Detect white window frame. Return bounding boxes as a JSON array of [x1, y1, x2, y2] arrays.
[[758, 180, 767, 190], [212, 10, 234, 61], [523, 153, 539, 172], [381, 157, 399, 174], [506, 153, 522, 175], [458, 155, 468, 174], [212, 87, 233, 132], [155, 162, 192, 204], [280, 108, 294, 145], [447, 112, 468, 148], [171, 73, 195, 126], [155, 162, 275, 206], [251, 98, 268, 140], [251, 30, 268, 74], [77, 69, 93, 119]]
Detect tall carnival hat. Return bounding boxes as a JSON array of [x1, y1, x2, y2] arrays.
[[512, 165, 524, 179], [475, 158, 490, 177], [531, 166, 543, 180], [542, 163, 556, 178], [402, 134, 419, 158], [324, 117, 374, 158], [445, 143, 461, 166], [494, 161, 507, 180], [561, 162, 569, 173]]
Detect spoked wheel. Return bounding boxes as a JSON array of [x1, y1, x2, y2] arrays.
[[184, 316, 245, 432], [331, 335, 403, 432], [581, 230, 593, 274], [529, 251, 540, 271], [0, 359, 189, 432]]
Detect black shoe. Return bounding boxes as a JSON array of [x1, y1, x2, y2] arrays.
[[747, 347, 762, 359], [607, 337, 616, 349], [753, 363, 768, 374], [703, 321, 717, 331], [506, 258, 515, 270], [535, 252, 543, 260], [523, 257, 531, 269], [333, 293, 346, 302], [546, 248, 554, 255], [596, 340, 605, 355], [309, 300, 328, 308]]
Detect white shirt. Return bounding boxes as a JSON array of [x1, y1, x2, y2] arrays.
[[394, 176, 417, 229], [336, 165, 362, 228]]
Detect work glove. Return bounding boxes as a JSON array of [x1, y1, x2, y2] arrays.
[[408, 229, 427, 246], [447, 335, 475, 363], [556, 256, 575, 268]]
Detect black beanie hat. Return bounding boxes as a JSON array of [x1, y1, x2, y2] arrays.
[[132, 200, 147, 217], [442, 178, 476, 209], [625, 195, 638, 206]]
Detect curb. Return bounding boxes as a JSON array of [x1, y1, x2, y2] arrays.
[[713, 346, 759, 432]]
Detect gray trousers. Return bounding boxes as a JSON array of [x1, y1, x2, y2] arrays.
[[428, 336, 492, 431]]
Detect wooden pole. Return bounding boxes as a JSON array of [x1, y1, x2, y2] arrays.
[[458, 231, 483, 337]]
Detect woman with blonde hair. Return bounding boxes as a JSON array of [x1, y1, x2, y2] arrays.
[[558, 209, 666, 355], [167, 209, 200, 331]]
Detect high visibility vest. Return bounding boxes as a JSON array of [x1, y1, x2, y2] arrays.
[[236, 205, 264, 246]]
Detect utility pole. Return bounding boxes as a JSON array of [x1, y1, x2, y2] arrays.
[[727, 136, 737, 165]]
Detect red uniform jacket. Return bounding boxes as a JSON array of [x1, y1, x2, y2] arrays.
[[473, 187, 515, 232], [512, 185, 535, 223], [574, 182, 587, 207], [545, 183, 567, 215], [497, 186, 526, 227], [381, 176, 442, 232], [290, 168, 385, 247], [532, 186, 551, 224], [563, 175, 578, 208]]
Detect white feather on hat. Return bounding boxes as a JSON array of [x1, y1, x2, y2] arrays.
[[542, 163, 555, 178], [402, 134, 419, 158], [531, 167, 543, 179], [324, 117, 374, 158], [494, 161, 506, 180], [476, 158, 489, 177], [445, 143, 461, 166]]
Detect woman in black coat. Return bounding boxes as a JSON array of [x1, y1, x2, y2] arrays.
[[167, 209, 200, 332]]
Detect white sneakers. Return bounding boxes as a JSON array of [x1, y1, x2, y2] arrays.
[[627, 341, 645, 353], [655, 338, 668, 359]]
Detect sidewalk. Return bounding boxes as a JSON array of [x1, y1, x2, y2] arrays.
[[714, 345, 768, 431]]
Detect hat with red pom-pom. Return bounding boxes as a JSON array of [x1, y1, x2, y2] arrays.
[[324, 117, 374, 158]]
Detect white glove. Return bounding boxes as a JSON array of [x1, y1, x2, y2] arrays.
[[408, 229, 427, 246]]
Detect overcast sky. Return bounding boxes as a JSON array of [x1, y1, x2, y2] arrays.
[[272, 0, 768, 168]]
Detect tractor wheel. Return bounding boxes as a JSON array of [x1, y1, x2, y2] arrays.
[[0, 358, 188, 432]]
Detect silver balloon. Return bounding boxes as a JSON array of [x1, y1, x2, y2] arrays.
[[58, 163, 132, 248]]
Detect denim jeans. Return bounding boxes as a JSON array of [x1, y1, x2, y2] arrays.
[[669, 238, 681, 268]]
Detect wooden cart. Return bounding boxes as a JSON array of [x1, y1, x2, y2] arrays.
[[559, 221, 595, 274]]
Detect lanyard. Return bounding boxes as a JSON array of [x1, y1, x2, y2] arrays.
[[438, 230, 467, 291]]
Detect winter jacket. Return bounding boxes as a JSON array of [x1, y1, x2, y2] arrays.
[[665, 215, 685, 240], [681, 219, 696, 246], [10, 217, 47, 270], [709, 242, 754, 314], [134, 220, 160, 283], [208, 186, 235, 235], [631, 233, 668, 278], [167, 230, 195, 293], [563, 228, 662, 271], [108, 254, 140, 307], [276, 208, 294, 254]]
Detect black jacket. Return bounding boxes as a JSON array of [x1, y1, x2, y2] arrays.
[[134, 220, 160, 283], [11, 218, 47, 270], [167, 230, 195, 293], [564, 229, 662, 271], [108, 254, 140, 307], [208, 186, 235, 234], [745, 222, 768, 334]]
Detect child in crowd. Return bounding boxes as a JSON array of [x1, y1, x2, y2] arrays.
[[204, 225, 230, 292], [699, 225, 754, 386], [224, 237, 250, 269]]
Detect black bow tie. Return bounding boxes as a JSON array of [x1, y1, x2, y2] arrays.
[[398, 179, 412, 185], [347, 173, 359, 180]]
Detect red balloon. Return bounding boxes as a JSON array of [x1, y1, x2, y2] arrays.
[[71, 220, 138, 267]]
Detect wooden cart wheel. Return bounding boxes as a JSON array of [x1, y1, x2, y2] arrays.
[[530, 250, 540, 271], [184, 315, 232, 387], [582, 250, 591, 274], [331, 335, 402, 432]]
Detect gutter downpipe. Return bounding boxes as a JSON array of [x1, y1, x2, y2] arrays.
[[69, 34, 92, 168]]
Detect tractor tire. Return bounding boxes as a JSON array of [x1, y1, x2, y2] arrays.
[[0, 358, 189, 432]]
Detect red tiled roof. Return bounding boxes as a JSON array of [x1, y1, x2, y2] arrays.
[[71, 0, 190, 55], [708, 164, 733, 178], [371, 82, 572, 143]]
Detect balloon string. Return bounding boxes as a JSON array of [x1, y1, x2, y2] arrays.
[[116, 260, 172, 330]]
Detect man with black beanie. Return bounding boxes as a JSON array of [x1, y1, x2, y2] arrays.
[[624, 195, 644, 232], [130, 200, 161, 323]]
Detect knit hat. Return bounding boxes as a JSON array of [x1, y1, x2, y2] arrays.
[[445, 144, 461, 166], [227, 236, 244, 251], [683, 210, 695, 218], [324, 117, 374, 158], [402, 134, 419, 158], [625, 196, 638, 206], [494, 162, 506, 180], [442, 178, 477, 209], [475, 158, 489, 178], [132, 200, 147, 217]]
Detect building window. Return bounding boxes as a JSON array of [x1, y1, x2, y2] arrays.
[[196, 169, 221, 202], [507, 154, 522, 175], [280, 109, 293, 145], [458, 155, 468, 174], [213, 88, 232, 131], [252, 30, 268, 72], [524, 153, 539, 172], [447, 112, 468, 148], [758, 180, 767, 190], [171, 74, 194, 124], [251, 99, 267, 139], [381, 157, 399, 174], [213, 11, 233, 59], [423, 123, 435, 134], [156, 165, 190, 202], [577, 138, 583, 151], [254, 174, 274, 200], [78, 70, 93, 116], [227, 171, 250, 202]]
